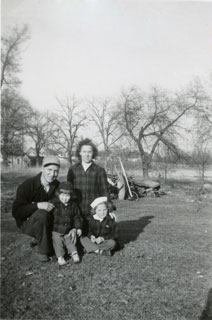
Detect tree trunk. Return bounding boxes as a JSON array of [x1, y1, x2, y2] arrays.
[[164, 157, 168, 183], [35, 156, 40, 167], [2, 135, 9, 166], [164, 165, 168, 182], [104, 157, 108, 172], [104, 149, 109, 172], [142, 165, 149, 179], [34, 148, 40, 167], [68, 150, 72, 166], [141, 157, 150, 179], [201, 163, 205, 184], [1, 149, 8, 166], [137, 143, 150, 179]]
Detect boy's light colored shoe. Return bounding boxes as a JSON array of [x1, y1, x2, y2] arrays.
[[94, 249, 104, 255], [58, 256, 67, 266], [72, 252, 80, 263]]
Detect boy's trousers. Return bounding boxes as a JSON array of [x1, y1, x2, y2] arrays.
[[80, 237, 116, 253], [52, 231, 77, 257]]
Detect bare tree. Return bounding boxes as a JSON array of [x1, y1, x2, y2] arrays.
[[1, 25, 31, 166], [191, 97, 212, 183], [26, 111, 52, 166], [155, 141, 188, 182], [192, 138, 212, 183], [49, 96, 86, 164], [1, 88, 33, 165], [116, 85, 205, 178], [88, 98, 124, 169], [1, 25, 30, 88]]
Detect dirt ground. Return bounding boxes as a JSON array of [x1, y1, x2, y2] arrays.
[[1, 170, 212, 320]]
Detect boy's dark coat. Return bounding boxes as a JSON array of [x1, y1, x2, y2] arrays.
[[51, 199, 83, 234]]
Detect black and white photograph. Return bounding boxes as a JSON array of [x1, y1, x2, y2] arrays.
[[1, 0, 212, 319]]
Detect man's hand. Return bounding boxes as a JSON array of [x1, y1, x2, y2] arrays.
[[96, 237, 104, 244], [37, 202, 55, 212], [76, 229, 82, 237]]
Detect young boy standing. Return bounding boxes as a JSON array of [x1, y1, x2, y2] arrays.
[[51, 181, 83, 265]]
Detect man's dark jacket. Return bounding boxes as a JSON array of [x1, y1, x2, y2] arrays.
[[12, 173, 59, 227], [51, 199, 83, 235]]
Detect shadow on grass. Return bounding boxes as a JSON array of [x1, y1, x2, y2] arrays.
[[118, 215, 154, 247], [2, 215, 154, 255], [199, 288, 212, 320]]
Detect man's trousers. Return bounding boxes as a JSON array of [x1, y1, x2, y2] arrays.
[[20, 209, 53, 255]]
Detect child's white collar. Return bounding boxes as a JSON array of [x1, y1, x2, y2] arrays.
[[93, 214, 104, 222]]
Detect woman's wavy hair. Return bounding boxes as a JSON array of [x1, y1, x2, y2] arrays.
[[75, 138, 98, 160]]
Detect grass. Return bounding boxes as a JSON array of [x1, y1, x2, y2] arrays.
[[1, 170, 212, 320]]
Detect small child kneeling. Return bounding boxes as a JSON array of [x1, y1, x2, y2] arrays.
[[51, 181, 83, 266], [81, 197, 118, 256]]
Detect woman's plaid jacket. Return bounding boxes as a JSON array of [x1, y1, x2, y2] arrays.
[[67, 162, 110, 219]]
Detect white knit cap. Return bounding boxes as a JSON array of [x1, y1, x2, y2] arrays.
[[90, 197, 107, 209]]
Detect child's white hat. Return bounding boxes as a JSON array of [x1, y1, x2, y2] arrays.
[[90, 197, 107, 209]]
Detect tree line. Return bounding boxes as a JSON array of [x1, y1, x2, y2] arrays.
[[1, 26, 212, 180]]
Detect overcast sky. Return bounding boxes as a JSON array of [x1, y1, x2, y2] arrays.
[[2, 0, 212, 112]]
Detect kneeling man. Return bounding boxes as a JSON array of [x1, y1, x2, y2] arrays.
[[12, 156, 60, 262]]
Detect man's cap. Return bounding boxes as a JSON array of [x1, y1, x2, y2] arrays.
[[43, 155, 60, 167], [59, 181, 74, 194], [90, 197, 108, 209]]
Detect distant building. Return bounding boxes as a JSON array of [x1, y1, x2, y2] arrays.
[[2, 148, 70, 168], [6, 154, 31, 168]]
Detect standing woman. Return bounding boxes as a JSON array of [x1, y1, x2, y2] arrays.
[[67, 138, 115, 234]]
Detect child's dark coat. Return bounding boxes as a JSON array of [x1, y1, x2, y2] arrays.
[[88, 214, 118, 240]]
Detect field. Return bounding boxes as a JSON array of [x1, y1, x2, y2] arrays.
[[1, 168, 212, 320]]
